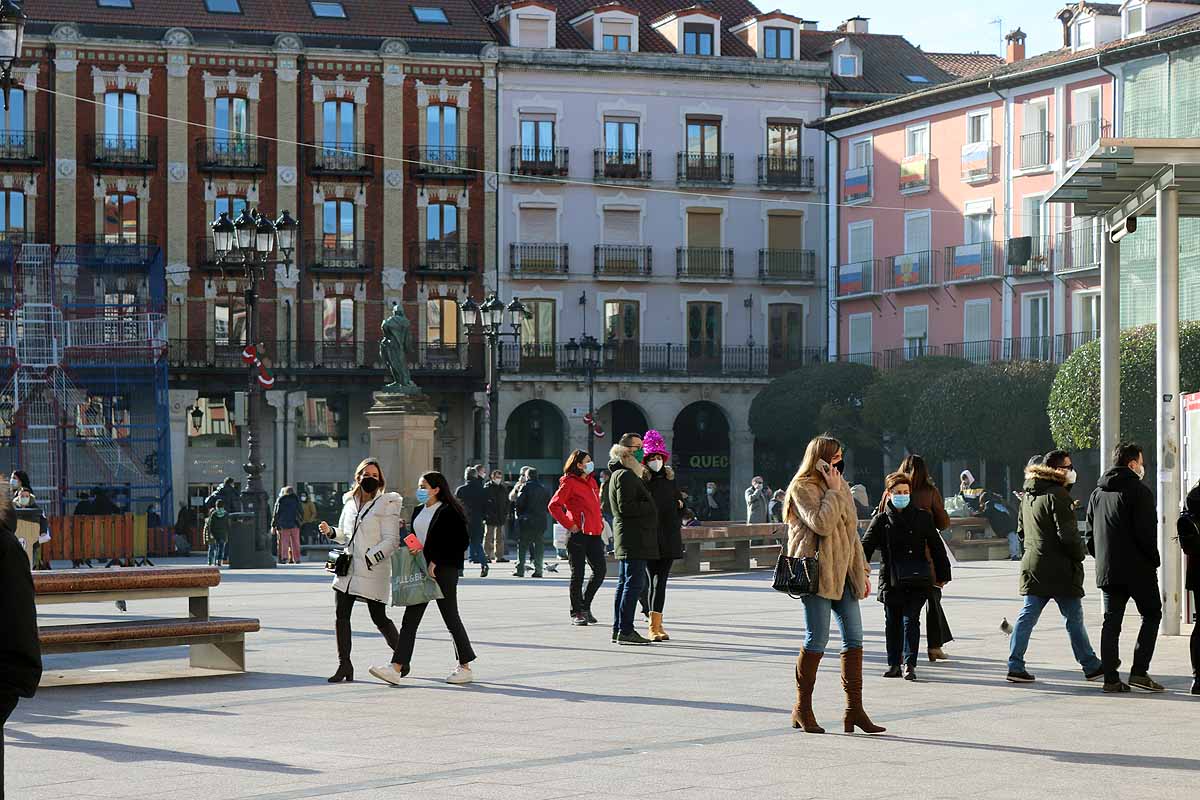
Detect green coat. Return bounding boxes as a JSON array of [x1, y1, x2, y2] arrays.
[[603, 446, 660, 561], [1017, 464, 1086, 598]]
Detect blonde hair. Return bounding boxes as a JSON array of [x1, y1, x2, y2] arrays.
[[783, 435, 842, 524], [353, 458, 385, 496]]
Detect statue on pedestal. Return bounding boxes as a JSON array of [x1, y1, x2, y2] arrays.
[[380, 303, 418, 394]]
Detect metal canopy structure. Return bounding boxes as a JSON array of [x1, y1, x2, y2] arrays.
[[1048, 137, 1191, 635]]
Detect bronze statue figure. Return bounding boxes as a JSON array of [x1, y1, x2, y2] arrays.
[[380, 302, 417, 392]]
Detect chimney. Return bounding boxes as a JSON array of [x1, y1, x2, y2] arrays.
[[1005, 27, 1026, 64], [800, 19, 818, 31], [843, 16, 869, 34]]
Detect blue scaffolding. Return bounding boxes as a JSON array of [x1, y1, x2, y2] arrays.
[[0, 241, 173, 523]]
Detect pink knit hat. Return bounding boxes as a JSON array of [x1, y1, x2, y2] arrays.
[[642, 429, 669, 460]]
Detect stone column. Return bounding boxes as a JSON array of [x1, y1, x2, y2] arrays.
[[382, 60, 405, 286], [169, 389, 199, 517], [165, 49, 190, 282], [730, 426, 755, 513], [264, 390, 287, 497], [53, 48, 78, 245], [482, 60, 498, 291], [366, 392, 439, 509]]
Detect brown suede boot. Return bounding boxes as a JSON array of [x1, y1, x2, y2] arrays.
[[841, 648, 885, 734], [648, 612, 669, 642], [791, 649, 825, 733]]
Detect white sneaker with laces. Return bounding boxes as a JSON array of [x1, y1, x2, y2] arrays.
[[368, 664, 405, 686], [446, 664, 474, 685]]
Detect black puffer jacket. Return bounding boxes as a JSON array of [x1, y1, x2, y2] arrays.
[[861, 502, 952, 605], [1084, 466, 1159, 590], [645, 466, 684, 560]]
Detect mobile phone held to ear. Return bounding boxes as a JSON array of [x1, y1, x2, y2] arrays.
[[404, 533, 422, 552], [816, 459, 832, 477]]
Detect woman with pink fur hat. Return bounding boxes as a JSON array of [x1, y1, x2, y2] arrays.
[[640, 429, 685, 641]]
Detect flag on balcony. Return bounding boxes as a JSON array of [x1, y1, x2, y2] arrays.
[[843, 167, 870, 198], [899, 156, 928, 190], [952, 244, 983, 280], [893, 253, 921, 287], [961, 141, 989, 175], [839, 262, 865, 294]]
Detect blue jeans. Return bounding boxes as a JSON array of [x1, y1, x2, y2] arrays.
[[1008, 532, 1023, 560], [612, 558, 648, 636], [1007, 594, 1102, 674], [207, 539, 226, 565], [800, 579, 864, 654]]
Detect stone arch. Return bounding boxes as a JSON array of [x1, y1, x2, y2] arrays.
[[673, 400, 733, 518], [504, 399, 567, 479]]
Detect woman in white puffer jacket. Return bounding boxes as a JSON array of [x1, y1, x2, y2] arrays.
[[319, 457, 403, 683]]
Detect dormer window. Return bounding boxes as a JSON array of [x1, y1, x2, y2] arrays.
[[602, 18, 633, 51], [684, 23, 714, 55], [1075, 17, 1094, 50], [764, 27, 793, 59], [836, 53, 859, 77], [1125, 3, 1145, 37], [603, 31, 631, 51]]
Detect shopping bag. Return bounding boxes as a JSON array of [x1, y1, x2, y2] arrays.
[[390, 548, 444, 607], [553, 523, 569, 550], [601, 518, 614, 546]]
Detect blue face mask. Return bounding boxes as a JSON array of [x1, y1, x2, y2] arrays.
[[415, 488, 430, 504], [583, 462, 595, 474], [891, 494, 911, 510]]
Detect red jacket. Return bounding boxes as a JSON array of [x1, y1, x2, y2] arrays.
[[548, 473, 604, 535]]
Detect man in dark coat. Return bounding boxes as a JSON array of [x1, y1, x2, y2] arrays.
[[1006, 450, 1104, 685], [484, 469, 511, 563], [1085, 442, 1163, 693], [1182, 482, 1200, 695], [602, 434, 659, 646], [205, 477, 241, 513], [512, 467, 549, 578], [1, 490, 42, 793], [456, 466, 490, 577]]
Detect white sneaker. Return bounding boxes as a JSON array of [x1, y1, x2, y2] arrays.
[[368, 664, 405, 686], [446, 664, 474, 685]]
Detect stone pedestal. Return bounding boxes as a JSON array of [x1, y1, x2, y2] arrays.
[[365, 391, 439, 504]]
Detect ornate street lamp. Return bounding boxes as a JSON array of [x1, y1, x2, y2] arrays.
[[0, 1, 26, 113], [459, 292, 526, 472]]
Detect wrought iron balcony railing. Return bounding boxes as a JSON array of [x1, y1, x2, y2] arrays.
[[306, 239, 375, 272], [677, 152, 734, 184], [306, 141, 374, 175], [594, 245, 652, 277], [510, 146, 569, 177], [0, 130, 44, 164], [758, 249, 817, 282], [408, 145, 479, 177], [408, 241, 479, 275], [510, 243, 569, 275], [757, 155, 815, 189], [195, 137, 269, 172], [675, 247, 733, 279], [87, 134, 158, 168], [593, 149, 652, 181]]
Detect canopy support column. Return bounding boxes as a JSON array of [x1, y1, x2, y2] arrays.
[[1156, 184, 1182, 636]]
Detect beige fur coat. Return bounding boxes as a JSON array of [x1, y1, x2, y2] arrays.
[[785, 478, 869, 601]]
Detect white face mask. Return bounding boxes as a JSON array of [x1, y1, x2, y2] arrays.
[[1132, 463, 1146, 480], [1065, 469, 1078, 486], [492, 477, 502, 485], [647, 459, 663, 473]]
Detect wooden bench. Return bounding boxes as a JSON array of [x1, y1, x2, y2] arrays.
[[678, 523, 787, 574], [34, 566, 260, 686]]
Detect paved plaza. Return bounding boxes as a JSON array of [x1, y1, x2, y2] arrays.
[[8, 558, 1198, 800]]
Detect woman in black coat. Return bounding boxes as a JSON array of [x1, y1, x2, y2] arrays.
[[368, 471, 477, 687], [1184, 483, 1200, 694], [1, 491, 41, 791], [639, 430, 684, 642], [862, 472, 952, 681]]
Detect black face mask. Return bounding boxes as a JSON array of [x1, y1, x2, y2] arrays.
[[359, 476, 380, 494], [832, 461, 845, 474]]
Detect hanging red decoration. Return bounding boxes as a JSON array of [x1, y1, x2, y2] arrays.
[[241, 345, 257, 365]]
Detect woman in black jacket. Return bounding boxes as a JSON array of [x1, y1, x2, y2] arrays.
[[862, 472, 952, 681], [369, 471, 477, 686], [1, 491, 41, 791], [1184, 483, 1200, 695], [639, 430, 684, 641]]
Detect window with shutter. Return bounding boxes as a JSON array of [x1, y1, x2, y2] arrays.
[[848, 314, 872, 358], [686, 209, 721, 248], [519, 207, 557, 242], [903, 212, 930, 254], [963, 300, 991, 343], [768, 213, 803, 250], [602, 209, 640, 244], [519, 17, 550, 47], [902, 306, 928, 357], [848, 221, 872, 262]]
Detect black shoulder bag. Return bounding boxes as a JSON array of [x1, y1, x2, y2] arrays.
[[772, 536, 820, 599]]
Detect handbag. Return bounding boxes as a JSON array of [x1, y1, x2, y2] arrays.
[[324, 495, 380, 577], [772, 534, 820, 599]]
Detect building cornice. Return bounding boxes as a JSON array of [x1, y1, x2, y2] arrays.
[[495, 46, 829, 82]]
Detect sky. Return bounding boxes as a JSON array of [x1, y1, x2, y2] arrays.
[[777, 0, 1069, 58]]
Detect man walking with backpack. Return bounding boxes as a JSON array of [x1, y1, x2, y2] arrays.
[[1085, 443, 1164, 693]]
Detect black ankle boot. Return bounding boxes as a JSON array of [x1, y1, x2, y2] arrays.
[[1192, 675, 1200, 696], [327, 662, 354, 683], [329, 620, 354, 683]]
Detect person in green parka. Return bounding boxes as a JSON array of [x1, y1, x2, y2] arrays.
[[204, 500, 230, 567], [602, 433, 659, 646], [1006, 450, 1104, 685]]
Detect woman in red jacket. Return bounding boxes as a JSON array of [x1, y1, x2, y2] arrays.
[[549, 449, 606, 626]]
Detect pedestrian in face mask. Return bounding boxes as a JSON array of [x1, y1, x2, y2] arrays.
[[549, 451, 606, 625], [319, 458, 403, 684], [639, 430, 683, 642], [484, 470, 511, 562], [697, 481, 724, 522]]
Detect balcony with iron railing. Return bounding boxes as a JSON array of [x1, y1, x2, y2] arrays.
[[593, 149, 652, 181], [305, 239, 375, 272], [758, 249, 817, 283], [75, 235, 160, 267], [510, 243, 569, 276], [195, 137, 269, 172], [845, 333, 1103, 370], [594, 245, 652, 278], [1004, 235, 1054, 278], [899, 154, 932, 193], [497, 341, 821, 379], [757, 155, 816, 189], [87, 134, 158, 169], [1057, 330, 1097, 360], [1053, 222, 1100, 274], [943, 241, 1002, 284], [408, 241, 480, 276], [0, 131, 44, 165], [1005, 336, 1056, 363], [676, 247, 734, 279], [836, 258, 881, 298], [1019, 130, 1052, 170], [944, 340, 1005, 364], [677, 152, 734, 185], [1067, 118, 1109, 160], [883, 249, 939, 292], [408, 145, 479, 178], [305, 142, 374, 176], [882, 344, 940, 369], [960, 141, 993, 182], [842, 165, 872, 203], [511, 146, 570, 177]]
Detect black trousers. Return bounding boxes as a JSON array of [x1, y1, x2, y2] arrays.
[[333, 589, 398, 662], [885, 591, 927, 668], [392, 567, 477, 667], [1191, 614, 1199, 676], [641, 558, 673, 614], [1, 693, 18, 799], [1101, 582, 1162, 681], [567, 532, 607, 614], [925, 587, 954, 649], [516, 522, 544, 575]]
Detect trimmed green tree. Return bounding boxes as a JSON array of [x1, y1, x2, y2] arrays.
[[862, 355, 973, 451]]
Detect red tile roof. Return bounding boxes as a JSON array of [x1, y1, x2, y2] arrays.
[[797, 30, 958, 96], [925, 51, 1005, 78], [26, 0, 497, 43]]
